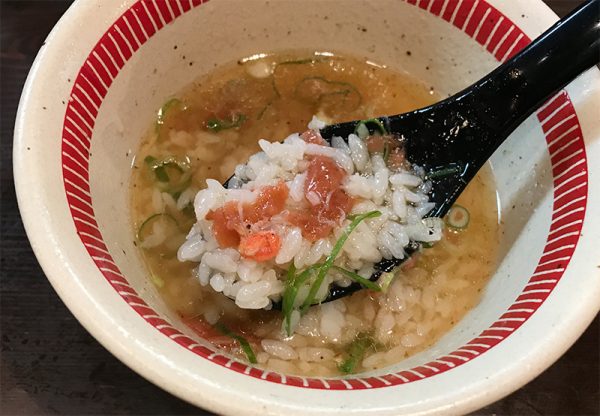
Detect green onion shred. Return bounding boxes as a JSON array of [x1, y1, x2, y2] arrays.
[[445, 204, 470, 229], [330, 265, 382, 292], [256, 102, 272, 120], [157, 98, 186, 126], [206, 113, 246, 132], [144, 155, 192, 194], [338, 333, 378, 374], [155, 98, 187, 140], [215, 323, 257, 364], [354, 118, 388, 138], [282, 264, 320, 336], [293, 76, 362, 110], [301, 210, 381, 313], [136, 213, 178, 243], [426, 164, 463, 180], [282, 263, 297, 336], [377, 272, 396, 293], [150, 273, 165, 288], [281, 211, 382, 336], [277, 57, 322, 66], [382, 140, 391, 162]]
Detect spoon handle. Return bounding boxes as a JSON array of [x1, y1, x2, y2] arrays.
[[395, 0, 600, 217], [462, 0, 599, 139]]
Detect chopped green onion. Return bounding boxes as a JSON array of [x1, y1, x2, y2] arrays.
[[150, 273, 165, 288], [346, 211, 378, 221], [277, 57, 322, 66], [282, 211, 382, 335], [377, 272, 396, 293], [355, 123, 369, 139], [282, 263, 297, 336], [421, 241, 435, 248], [296, 76, 358, 96], [446, 204, 470, 229], [256, 102, 272, 120], [319, 89, 356, 100], [271, 59, 320, 97], [155, 98, 187, 140], [293, 76, 362, 110], [282, 264, 320, 336], [354, 118, 388, 137], [382, 140, 391, 162], [301, 211, 381, 313], [338, 333, 377, 374], [144, 155, 192, 194], [157, 98, 186, 126], [144, 155, 190, 180], [272, 58, 323, 96], [330, 266, 381, 292], [215, 323, 257, 364], [426, 164, 463, 180], [272, 57, 328, 89], [136, 213, 178, 243], [144, 156, 167, 182], [270, 76, 282, 98], [282, 263, 381, 336], [206, 113, 246, 132]]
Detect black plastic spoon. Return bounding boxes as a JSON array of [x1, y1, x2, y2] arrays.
[[314, 0, 599, 303]]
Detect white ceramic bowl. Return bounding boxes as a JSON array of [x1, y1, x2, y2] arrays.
[[14, 0, 600, 414]]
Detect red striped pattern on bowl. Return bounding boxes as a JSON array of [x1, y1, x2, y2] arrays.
[[60, 0, 588, 389]]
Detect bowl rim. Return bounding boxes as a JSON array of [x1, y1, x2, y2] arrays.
[[13, 0, 600, 414]]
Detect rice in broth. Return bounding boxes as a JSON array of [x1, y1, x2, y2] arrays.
[[131, 51, 499, 376]]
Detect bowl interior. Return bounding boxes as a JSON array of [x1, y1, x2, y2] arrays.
[[89, 0, 553, 370]]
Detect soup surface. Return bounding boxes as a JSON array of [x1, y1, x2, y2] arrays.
[[131, 51, 500, 376]]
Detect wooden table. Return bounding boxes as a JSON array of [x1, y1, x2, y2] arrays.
[[1, 1, 598, 414]]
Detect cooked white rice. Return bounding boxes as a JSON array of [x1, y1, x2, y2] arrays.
[[178, 118, 442, 320]]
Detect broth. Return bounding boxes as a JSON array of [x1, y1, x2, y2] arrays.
[[130, 51, 499, 376]]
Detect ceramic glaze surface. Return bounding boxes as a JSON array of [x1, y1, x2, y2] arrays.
[[13, 0, 600, 415]]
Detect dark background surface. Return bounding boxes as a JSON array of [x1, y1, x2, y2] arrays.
[[1, 0, 598, 415]]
